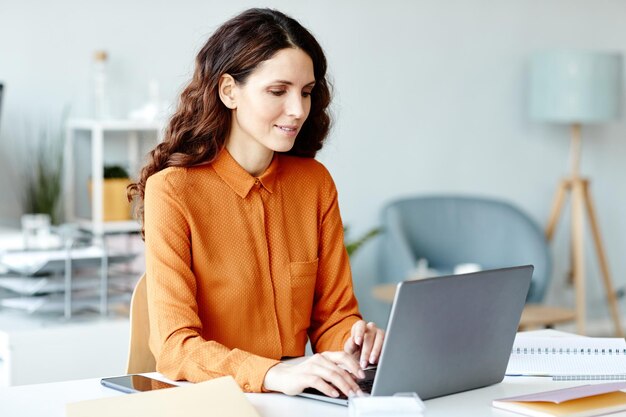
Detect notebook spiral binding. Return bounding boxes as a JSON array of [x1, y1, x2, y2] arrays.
[[514, 347, 626, 355], [553, 374, 626, 381]]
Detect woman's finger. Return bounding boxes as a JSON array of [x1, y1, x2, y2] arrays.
[[306, 375, 340, 398], [313, 353, 362, 395], [351, 320, 366, 346], [344, 334, 358, 355], [368, 328, 385, 364], [322, 351, 364, 379], [359, 322, 377, 368]]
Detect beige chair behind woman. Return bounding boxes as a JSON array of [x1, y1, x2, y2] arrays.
[[126, 274, 156, 374]]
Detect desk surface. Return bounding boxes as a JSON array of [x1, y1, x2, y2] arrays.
[[3, 331, 625, 416], [2, 373, 626, 417]]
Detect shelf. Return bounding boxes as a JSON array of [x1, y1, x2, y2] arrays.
[[0, 227, 140, 319], [75, 219, 141, 235], [0, 227, 61, 252], [0, 272, 136, 296], [0, 292, 132, 314], [67, 118, 165, 131], [0, 245, 136, 276], [65, 119, 162, 237]]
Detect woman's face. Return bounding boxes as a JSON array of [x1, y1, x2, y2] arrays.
[[226, 47, 315, 158]]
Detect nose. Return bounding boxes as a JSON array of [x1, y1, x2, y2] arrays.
[[285, 92, 307, 119]]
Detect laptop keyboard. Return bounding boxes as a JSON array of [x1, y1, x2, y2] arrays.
[[357, 374, 375, 393]]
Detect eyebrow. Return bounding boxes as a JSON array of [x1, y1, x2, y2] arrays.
[[271, 80, 316, 87]]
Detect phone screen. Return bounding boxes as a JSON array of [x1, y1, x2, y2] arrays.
[[100, 375, 177, 394]]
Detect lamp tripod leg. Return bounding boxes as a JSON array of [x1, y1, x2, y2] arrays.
[[581, 180, 624, 337], [546, 180, 570, 241], [571, 179, 587, 335]]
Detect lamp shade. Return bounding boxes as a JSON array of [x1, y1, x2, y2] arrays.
[[529, 50, 623, 124]]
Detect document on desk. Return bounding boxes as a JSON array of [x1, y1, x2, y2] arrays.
[[493, 381, 626, 417], [506, 336, 626, 379], [66, 376, 260, 417]]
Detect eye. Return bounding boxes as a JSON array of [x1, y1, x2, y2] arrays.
[[269, 89, 286, 96], [302, 91, 312, 98]]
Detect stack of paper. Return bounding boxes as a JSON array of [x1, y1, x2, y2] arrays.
[[493, 382, 626, 417], [67, 376, 259, 417]]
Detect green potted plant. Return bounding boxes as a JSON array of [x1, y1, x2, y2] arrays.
[[344, 225, 381, 257], [21, 118, 66, 225]]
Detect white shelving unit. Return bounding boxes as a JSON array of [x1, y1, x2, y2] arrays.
[[64, 119, 164, 235]]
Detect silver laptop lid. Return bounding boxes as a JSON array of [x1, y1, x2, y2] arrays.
[[371, 265, 533, 399]]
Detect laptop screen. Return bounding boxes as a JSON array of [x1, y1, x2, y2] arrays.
[[0, 83, 3, 130]]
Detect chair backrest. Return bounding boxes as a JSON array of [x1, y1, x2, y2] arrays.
[[379, 195, 551, 303], [126, 273, 156, 374]]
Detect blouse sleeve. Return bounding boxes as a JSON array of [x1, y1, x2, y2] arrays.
[[308, 170, 362, 352], [144, 171, 278, 392]]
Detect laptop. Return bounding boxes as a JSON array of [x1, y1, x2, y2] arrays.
[[299, 265, 533, 405]]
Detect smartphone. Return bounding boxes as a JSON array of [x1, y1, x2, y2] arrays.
[[100, 374, 177, 394]]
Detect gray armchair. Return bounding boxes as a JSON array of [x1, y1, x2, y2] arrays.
[[378, 195, 550, 303]]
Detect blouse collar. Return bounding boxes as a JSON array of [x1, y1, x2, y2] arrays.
[[211, 148, 279, 198]]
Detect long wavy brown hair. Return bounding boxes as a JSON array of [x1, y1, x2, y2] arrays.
[[128, 8, 332, 238]]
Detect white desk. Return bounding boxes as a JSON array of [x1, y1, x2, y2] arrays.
[[3, 330, 625, 416], [2, 372, 625, 417]]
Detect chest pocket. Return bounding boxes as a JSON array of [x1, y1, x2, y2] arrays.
[[290, 259, 318, 335]]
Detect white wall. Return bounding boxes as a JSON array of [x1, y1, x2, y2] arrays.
[[1, 0, 625, 320]]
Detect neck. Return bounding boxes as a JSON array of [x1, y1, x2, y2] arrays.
[[225, 140, 274, 177]]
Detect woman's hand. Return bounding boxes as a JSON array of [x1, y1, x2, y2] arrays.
[[344, 320, 385, 369], [263, 351, 365, 398]]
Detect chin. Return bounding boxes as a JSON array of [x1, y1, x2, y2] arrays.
[[269, 140, 297, 153]]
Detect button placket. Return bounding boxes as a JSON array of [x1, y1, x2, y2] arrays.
[[251, 184, 282, 355]]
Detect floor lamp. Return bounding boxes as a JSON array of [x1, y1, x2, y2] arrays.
[[530, 50, 623, 336]]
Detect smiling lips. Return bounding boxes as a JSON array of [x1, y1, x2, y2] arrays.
[[276, 125, 299, 135]]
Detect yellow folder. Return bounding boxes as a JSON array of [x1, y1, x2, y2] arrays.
[[493, 389, 626, 417], [66, 376, 260, 417]]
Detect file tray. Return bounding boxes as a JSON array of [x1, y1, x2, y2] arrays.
[[0, 246, 136, 276]]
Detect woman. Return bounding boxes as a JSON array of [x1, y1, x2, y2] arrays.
[[128, 8, 384, 398]]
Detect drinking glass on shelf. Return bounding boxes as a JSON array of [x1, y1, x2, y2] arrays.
[[21, 213, 52, 250]]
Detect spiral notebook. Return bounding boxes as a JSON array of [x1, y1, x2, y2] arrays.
[[506, 336, 626, 380]]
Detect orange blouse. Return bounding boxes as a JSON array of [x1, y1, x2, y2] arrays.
[[144, 149, 362, 392]]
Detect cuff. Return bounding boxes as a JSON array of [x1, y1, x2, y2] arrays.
[[316, 315, 361, 352], [235, 354, 280, 393]]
